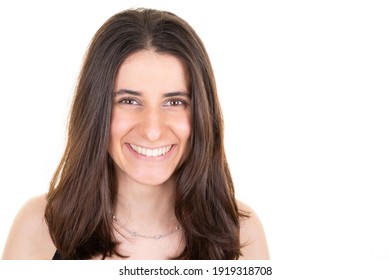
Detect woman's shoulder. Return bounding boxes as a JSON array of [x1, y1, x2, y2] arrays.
[[237, 200, 270, 260], [2, 194, 56, 259]]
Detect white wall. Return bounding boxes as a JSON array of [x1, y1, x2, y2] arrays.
[[0, 0, 389, 260]]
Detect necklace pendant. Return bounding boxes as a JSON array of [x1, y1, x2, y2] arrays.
[[154, 234, 163, 240]]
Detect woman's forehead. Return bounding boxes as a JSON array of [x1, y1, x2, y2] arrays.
[[115, 50, 190, 93]]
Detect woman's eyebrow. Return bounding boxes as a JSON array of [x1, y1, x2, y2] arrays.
[[163, 91, 191, 98], [114, 89, 141, 96]]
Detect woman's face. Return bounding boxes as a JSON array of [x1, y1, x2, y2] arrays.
[[109, 50, 191, 186]]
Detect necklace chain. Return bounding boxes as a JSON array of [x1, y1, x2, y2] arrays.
[[113, 215, 182, 240]]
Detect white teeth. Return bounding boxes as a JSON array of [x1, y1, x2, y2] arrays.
[[130, 144, 172, 157]]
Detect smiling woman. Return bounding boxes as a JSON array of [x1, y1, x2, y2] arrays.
[[2, 7, 269, 260]]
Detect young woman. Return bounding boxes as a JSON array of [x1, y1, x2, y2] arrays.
[[2, 8, 269, 260]]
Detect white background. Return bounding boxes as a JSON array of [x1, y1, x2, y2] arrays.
[[0, 0, 389, 261]]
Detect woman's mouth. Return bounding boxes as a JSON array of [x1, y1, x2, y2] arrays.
[[129, 144, 173, 157]]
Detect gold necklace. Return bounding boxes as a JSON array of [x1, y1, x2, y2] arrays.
[[113, 215, 182, 240]]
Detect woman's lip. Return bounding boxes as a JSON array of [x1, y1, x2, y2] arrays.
[[126, 143, 175, 158]]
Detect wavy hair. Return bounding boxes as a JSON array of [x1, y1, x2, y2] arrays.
[[45, 8, 245, 259]]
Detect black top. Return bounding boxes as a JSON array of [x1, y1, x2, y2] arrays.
[[52, 250, 61, 260]]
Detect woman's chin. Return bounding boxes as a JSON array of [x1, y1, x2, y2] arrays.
[[126, 173, 174, 188]]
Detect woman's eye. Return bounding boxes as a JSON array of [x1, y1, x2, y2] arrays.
[[165, 99, 187, 107], [119, 98, 139, 105]]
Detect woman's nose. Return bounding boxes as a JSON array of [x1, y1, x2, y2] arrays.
[[139, 108, 164, 142]]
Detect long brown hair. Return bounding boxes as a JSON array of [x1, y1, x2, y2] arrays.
[[45, 8, 245, 260]]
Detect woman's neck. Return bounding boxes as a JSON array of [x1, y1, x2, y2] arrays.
[[114, 177, 178, 233]]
